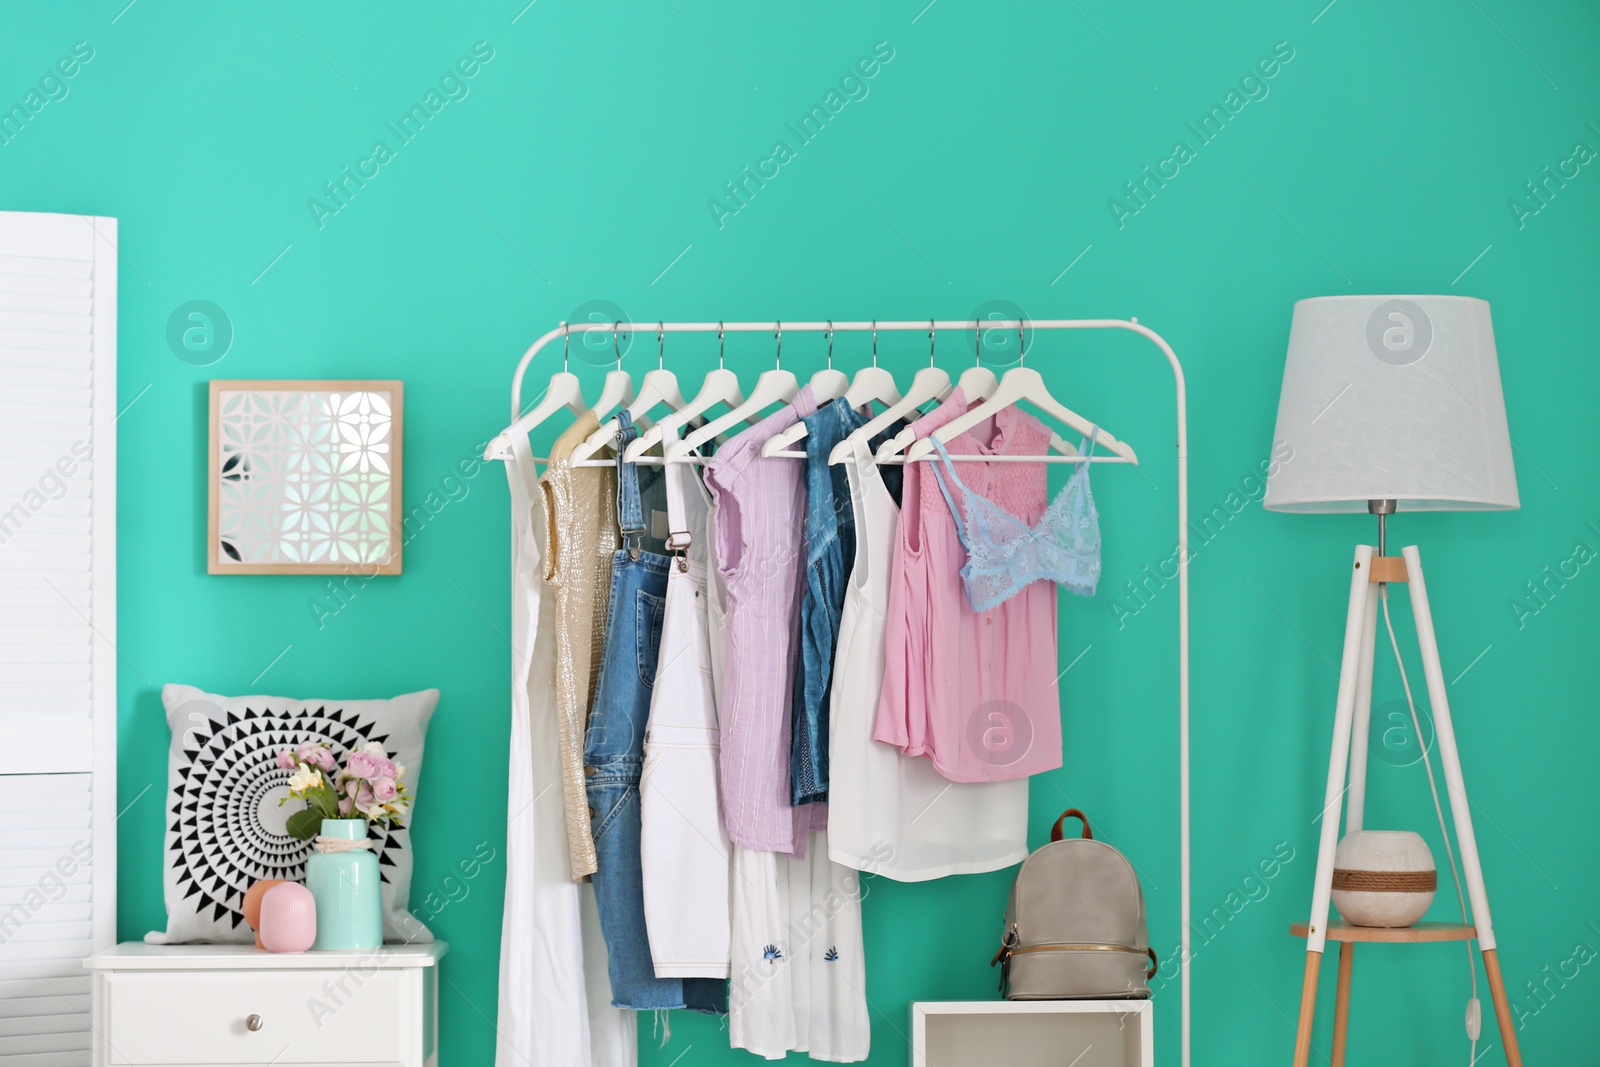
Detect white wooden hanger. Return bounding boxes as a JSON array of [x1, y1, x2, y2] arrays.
[[586, 322, 635, 424], [573, 324, 685, 464], [762, 323, 901, 458], [805, 323, 851, 404], [955, 363, 999, 403], [668, 324, 798, 463], [482, 323, 589, 461], [873, 325, 973, 462], [830, 368, 945, 464], [625, 323, 749, 462], [873, 325, 1078, 463], [904, 326, 1136, 465], [828, 324, 947, 464], [936, 367, 1085, 455]]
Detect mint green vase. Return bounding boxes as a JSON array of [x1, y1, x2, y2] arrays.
[[306, 819, 383, 950]]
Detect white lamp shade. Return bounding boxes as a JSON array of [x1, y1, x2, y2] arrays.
[[1263, 295, 1519, 513]]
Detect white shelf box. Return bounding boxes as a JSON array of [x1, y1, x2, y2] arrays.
[[912, 1000, 1152, 1067]]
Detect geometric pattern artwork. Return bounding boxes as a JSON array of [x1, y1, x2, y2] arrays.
[[208, 380, 404, 574]]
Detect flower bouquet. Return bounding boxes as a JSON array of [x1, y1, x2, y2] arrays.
[[277, 741, 411, 841]]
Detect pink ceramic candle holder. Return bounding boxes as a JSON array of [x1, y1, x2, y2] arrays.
[[258, 882, 317, 952]]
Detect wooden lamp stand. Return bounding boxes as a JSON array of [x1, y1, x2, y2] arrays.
[[1288, 542, 1522, 1067]]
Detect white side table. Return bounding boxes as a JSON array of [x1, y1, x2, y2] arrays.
[[911, 1000, 1153, 1067], [85, 942, 446, 1067]]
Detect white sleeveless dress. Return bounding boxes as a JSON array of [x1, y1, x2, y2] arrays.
[[827, 435, 1029, 879], [495, 428, 635, 1067]]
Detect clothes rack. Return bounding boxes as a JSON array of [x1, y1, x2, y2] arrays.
[[487, 317, 1192, 1067]]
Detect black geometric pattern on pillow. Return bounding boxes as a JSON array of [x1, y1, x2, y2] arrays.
[[170, 703, 406, 930]]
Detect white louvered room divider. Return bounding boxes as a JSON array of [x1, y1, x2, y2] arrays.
[[0, 211, 118, 1067]]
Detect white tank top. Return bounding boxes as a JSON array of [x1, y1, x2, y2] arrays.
[[826, 436, 1029, 879]]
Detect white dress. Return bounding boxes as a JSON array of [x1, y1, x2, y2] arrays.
[[827, 435, 1029, 880], [496, 429, 636, 1067], [729, 829, 869, 1062]]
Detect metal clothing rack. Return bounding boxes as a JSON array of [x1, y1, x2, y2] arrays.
[[490, 318, 1192, 1067]]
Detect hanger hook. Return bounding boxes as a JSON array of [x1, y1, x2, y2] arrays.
[[561, 321, 571, 373], [613, 321, 623, 370], [928, 319, 936, 364], [774, 322, 782, 369], [825, 321, 834, 370], [871, 320, 879, 367], [658, 322, 665, 370], [717, 321, 725, 369], [1017, 317, 1027, 367]]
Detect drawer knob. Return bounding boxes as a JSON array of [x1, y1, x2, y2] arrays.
[[246, 1014, 264, 1032]]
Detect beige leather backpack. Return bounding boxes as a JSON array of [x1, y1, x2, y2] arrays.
[[992, 808, 1157, 999]]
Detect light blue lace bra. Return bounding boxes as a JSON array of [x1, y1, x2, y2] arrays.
[[929, 430, 1102, 612]]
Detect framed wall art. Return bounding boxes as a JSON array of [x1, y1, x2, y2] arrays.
[[208, 380, 404, 575]]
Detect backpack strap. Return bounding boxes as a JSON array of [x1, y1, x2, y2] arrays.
[[1050, 808, 1093, 842]]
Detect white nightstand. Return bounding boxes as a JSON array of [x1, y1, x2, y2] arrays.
[[84, 941, 446, 1067]]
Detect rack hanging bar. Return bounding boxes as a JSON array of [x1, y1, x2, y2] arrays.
[[506, 318, 1159, 419], [489, 316, 1191, 1067]]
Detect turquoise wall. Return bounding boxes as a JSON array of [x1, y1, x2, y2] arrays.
[[3, 1, 1597, 1063]]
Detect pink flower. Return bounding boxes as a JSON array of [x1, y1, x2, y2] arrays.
[[372, 777, 398, 802], [338, 796, 353, 815], [355, 741, 398, 779], [355, 783, 374, 807], [345, 751, 380, 779], [276, 750, 297, 771], [296, 743, 336, 772], [345, 778, 362, 800]]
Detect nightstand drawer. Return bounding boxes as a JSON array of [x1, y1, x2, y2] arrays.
[[104, 969, 406, 1064]]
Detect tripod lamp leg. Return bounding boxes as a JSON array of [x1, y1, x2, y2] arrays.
[[1292, 950, 1322, 1067]]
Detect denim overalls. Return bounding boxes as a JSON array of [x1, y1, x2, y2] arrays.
[[585, 411, 727, 1014]]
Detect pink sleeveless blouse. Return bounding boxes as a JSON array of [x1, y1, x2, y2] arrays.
[[874, 395, 1062, 782]]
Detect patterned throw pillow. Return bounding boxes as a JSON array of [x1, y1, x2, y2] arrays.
[[146, 684, 438, 944]]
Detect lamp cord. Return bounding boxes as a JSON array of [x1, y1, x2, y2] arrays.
[[1381, 585, 1481, 1060]]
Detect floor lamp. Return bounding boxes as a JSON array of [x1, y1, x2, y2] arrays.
[[1263, 296, 1523, 1066]]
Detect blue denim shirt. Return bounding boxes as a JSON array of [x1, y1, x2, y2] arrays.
[[790, 399, 904, 805]]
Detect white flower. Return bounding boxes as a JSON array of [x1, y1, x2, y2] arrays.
[[361, 741, 387, 758], [288, 765, 322, 793]]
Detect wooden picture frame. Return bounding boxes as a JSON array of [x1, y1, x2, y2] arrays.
[[207, 380, 404, 575]]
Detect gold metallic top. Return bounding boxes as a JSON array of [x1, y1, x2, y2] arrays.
[[539, 413, 617, 881]]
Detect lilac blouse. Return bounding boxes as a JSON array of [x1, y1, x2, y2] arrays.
[[703, 386, 826, 855]]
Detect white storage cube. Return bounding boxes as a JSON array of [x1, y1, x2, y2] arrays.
[[911, 1000, 1152, 1067]]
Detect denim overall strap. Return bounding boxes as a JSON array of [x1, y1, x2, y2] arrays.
[[614, 410, 645, 560], [662, 429, 692, 571]]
